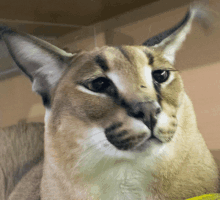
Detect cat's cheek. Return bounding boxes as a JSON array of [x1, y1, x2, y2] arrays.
[[153, 112, 178, 143], [73, 95, 117, 121]]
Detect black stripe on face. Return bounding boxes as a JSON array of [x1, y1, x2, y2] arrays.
[[105, 122, 123, 133], [116, 46, 131, 63], [145, 52, 154, 66], [95, 55, 109, 71], [153, 81, 162, 105]]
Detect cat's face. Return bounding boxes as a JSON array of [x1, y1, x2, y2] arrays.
[[48, 46, 183, 159], [0, 4, 208, 161]]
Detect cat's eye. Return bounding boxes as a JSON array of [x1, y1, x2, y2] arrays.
[[87, 77, 111, 93], [152, 70, 170, 83]]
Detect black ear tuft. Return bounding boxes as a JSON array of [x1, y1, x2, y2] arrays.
[[143, 11, 190, 47], [142, 2, 212, 64]]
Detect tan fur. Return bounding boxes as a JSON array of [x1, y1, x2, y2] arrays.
[[1, 3, 219, 199], [0, 121, 44, 200], [39, 46, 219, 200]]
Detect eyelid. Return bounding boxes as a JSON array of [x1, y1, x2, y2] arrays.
[[166, 69, 178, 72], [77, 75, 107, 85], [152, 69, 177, 72]]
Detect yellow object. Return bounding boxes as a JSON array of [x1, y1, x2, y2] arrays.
[[186, 193, 220, 200]]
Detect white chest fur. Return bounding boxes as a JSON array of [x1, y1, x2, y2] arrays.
[[88, 164, 154, 200], [75, 127, 173, 200]]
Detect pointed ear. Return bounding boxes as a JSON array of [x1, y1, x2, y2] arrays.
[[0, 26, 75, 107], [143, 3, 212, 64]]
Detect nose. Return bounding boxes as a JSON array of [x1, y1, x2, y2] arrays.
[[127, 101, 161, 130]]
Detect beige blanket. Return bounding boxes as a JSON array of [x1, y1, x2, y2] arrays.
[[0, 121, 44, 200]]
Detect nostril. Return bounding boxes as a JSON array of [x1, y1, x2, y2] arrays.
[[155, 107, 161, 115], [126, 101, 161, 130], [135, 111, 145, 119], [128, 110, 145, 119]]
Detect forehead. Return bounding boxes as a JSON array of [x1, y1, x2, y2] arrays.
[[95, 46, 153, 72], [68, 45, 173, 81], [57, 45, 176, 100]]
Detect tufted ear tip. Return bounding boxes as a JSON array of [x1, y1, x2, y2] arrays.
[[143, 1, 212, 64], [190, 1, 213, 33]]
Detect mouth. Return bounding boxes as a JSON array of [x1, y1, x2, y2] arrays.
[[132, 134, 162, 152], [104, 122, 162, 151]]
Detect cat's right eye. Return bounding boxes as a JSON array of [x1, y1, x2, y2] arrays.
[[86, 77, 111, 93], [152, 70, 170, 83]]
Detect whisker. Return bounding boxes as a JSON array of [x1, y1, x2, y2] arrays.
[[100, 144, 117, 172], [65, 130, 106, 159], [100, 147, 111, 172], [71, 143, 99, 169], [77, 130, 105, 145], [72, 138, 108, 172], [78, 139, 113, 182]]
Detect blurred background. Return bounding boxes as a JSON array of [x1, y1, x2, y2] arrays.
[[0, 0, 220, 151]]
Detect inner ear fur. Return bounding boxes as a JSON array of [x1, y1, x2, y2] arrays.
[[0, 26, 75, 107]]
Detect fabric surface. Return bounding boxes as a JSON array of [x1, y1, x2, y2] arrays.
[[8, 160, 43, 200]]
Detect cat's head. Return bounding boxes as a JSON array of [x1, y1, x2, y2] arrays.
[[0, 3, 211, 158]]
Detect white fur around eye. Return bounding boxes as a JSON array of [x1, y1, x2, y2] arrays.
[[107, 72, 125, 92], [143, 66, 153, 87], [76, 85, 107, 97]]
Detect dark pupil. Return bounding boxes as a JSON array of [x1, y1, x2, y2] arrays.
[[91, 77, 110, 92], [152, 70, 169, 83]]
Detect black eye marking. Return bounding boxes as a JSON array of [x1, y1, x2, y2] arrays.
[[140, 85, 147, 88], [87, 77, 111, 93], [145, 52, 154, 66], [95, 55, 109, 71], [80, 76, 119, 98], [152, 70, 170, 83], [116, 46, 131, 63]]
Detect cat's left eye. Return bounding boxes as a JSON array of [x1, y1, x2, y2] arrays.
[[152, 70, 170, 83], [87, 77, 111, 93]]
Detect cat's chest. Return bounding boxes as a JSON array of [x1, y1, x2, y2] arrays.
[[86, 164, 156, 200]]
